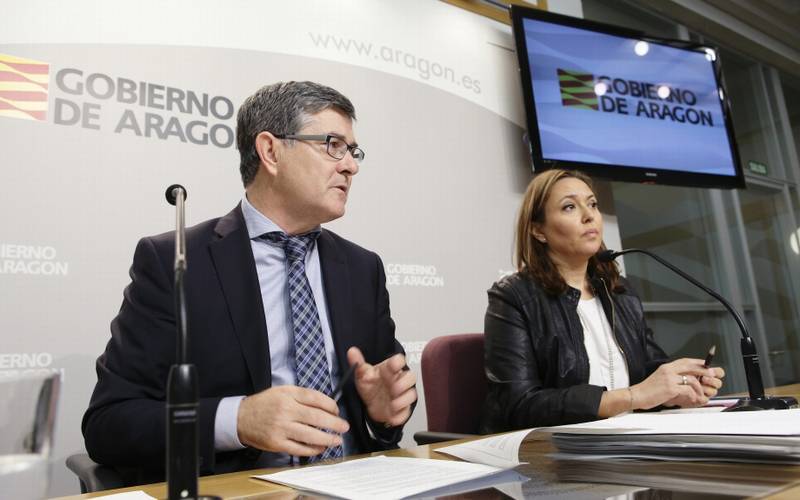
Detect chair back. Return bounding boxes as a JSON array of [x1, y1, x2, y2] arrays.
[[421, 333, 486, 434], [0, 372, 60, 499]]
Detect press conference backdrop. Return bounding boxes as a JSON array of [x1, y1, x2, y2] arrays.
[[0, 0, 611, 495]]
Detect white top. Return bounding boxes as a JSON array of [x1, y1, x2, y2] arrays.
[[577, 297, 629, 390]]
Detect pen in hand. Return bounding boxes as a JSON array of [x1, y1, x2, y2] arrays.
[[294, 363, 358, 464], [331, 362, 358, 402], [699, 344, 716, 381]]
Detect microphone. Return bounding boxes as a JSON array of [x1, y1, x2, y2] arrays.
[[164, 185, 220, 500], [598, 248, 798, 411], [165, 184, 187, 206]]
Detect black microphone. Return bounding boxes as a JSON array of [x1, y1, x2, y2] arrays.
[[165, 184, 187, 206], [164, 185, 220, 500], [598, 248, 798, 411]]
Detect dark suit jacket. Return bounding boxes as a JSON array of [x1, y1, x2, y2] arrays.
[[82, 205, 404, 484]]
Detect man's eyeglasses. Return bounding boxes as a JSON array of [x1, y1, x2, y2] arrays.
[[273, 134, 365, 163]]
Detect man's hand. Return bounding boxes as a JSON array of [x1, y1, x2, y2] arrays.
[[237, 386, 349, 456], [347, 347, 417, 428]]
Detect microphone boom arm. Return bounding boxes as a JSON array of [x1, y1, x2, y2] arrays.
[[601, 248, 797, 410]]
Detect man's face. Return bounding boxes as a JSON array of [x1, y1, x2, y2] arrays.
[[273, 108, 359, 228]]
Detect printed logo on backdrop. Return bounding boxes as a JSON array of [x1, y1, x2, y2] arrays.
[[557, 67, 713, 127], [0, 53, 49, 121], [308, 33, 481, 96], [385, 263, 444, 288], [400, 341, 427, 366], [0, 243, 68, 276], [0, 52, 235, 148], [0, 352, 64, 381]]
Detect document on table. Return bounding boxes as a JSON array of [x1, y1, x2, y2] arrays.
[[254, 455, 512, 500], [436, 428, 532, 468]]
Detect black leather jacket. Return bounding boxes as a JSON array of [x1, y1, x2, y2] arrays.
[[480, 272, 668, 433]]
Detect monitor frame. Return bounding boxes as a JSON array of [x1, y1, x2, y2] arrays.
[[509, 5, 746, 189]]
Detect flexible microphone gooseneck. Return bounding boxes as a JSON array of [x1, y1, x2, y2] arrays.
[[598, 248, 797, 411], [164, 184, 220, 500]]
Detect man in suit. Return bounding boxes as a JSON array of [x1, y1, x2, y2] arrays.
[[82, 81, 417, 484]]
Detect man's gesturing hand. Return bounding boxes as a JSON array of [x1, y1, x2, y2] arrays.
[[236, 385, 349, 456], [347, 347, 417, 428]]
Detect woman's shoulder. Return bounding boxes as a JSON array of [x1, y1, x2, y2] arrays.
[[490, 271, 547, 302]]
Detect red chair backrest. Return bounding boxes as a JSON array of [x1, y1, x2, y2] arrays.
[[420, 333, 486, 434]]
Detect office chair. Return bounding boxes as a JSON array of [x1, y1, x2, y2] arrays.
[[66, 453, 126, 493], [413, 333, 487, 445], [0, 372, 61, 498]]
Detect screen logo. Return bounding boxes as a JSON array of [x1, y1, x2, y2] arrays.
[[557, 68, 598, 110], [557, 67, 714, 128], [0, 53, 49, 121]]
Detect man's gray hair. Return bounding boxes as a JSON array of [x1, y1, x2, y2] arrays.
[[236, 81, 356, 186]]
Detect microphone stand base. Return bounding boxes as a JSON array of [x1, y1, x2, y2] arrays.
[[723, 395, 798, 411]]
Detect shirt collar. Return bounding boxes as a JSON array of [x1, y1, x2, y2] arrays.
[[240, 195, 321, 239]]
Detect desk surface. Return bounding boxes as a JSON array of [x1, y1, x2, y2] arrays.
[[57, 384, 800, 500]]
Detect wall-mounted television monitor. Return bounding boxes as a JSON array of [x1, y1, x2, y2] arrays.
[[510, 6, 744, 189]]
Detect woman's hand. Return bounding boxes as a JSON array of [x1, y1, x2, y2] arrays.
[[632, 358, 724, 410], [667, 364, 725, 405]]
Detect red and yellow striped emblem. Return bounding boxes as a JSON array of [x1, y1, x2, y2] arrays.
[[0, 53, 49, 121]]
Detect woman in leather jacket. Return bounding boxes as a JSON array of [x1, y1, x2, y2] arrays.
[[480, 169, 725, 433]]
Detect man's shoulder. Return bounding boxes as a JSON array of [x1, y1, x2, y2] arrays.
[[320, 228, 381, 262], [147, 218, 221, 244], [146, 206, 241, 248]]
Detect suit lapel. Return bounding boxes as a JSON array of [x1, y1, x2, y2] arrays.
[[318, 230, 353, 375], [209, 205, 270, 392]]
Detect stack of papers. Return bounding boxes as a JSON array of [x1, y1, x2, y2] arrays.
[[543, 408, 800, 464], [553, 457, 792, 497], [544, 408, 800, 495]]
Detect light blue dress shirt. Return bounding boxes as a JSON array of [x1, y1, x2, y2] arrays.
[[213, 196, 353, 464]]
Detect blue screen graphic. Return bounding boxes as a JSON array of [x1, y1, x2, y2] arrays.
[[523, 18, 737, 176]]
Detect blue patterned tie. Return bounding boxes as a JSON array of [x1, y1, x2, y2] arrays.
[[263, 231, 343, 461]]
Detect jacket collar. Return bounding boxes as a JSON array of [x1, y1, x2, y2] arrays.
[[209, 204, 270, 392], [317, 230, 351, 380], [562, 273, 614, 318]]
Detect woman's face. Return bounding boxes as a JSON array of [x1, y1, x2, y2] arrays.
[[534, 177, 603, 264]]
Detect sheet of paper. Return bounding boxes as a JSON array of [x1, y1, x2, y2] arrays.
[[541, 407, 800, 436], [407, 469, 528, 499], [705, 398, 740, 407], [254, 455, 508, 500], [436, 428, 532, 468]]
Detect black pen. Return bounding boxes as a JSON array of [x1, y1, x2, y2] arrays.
[[290, 364, 358, 465], [699, 345, 716, 380], [331, 362, 357, 402]]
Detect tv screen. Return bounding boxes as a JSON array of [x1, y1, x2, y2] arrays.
[[510, 6, 744, 189]]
